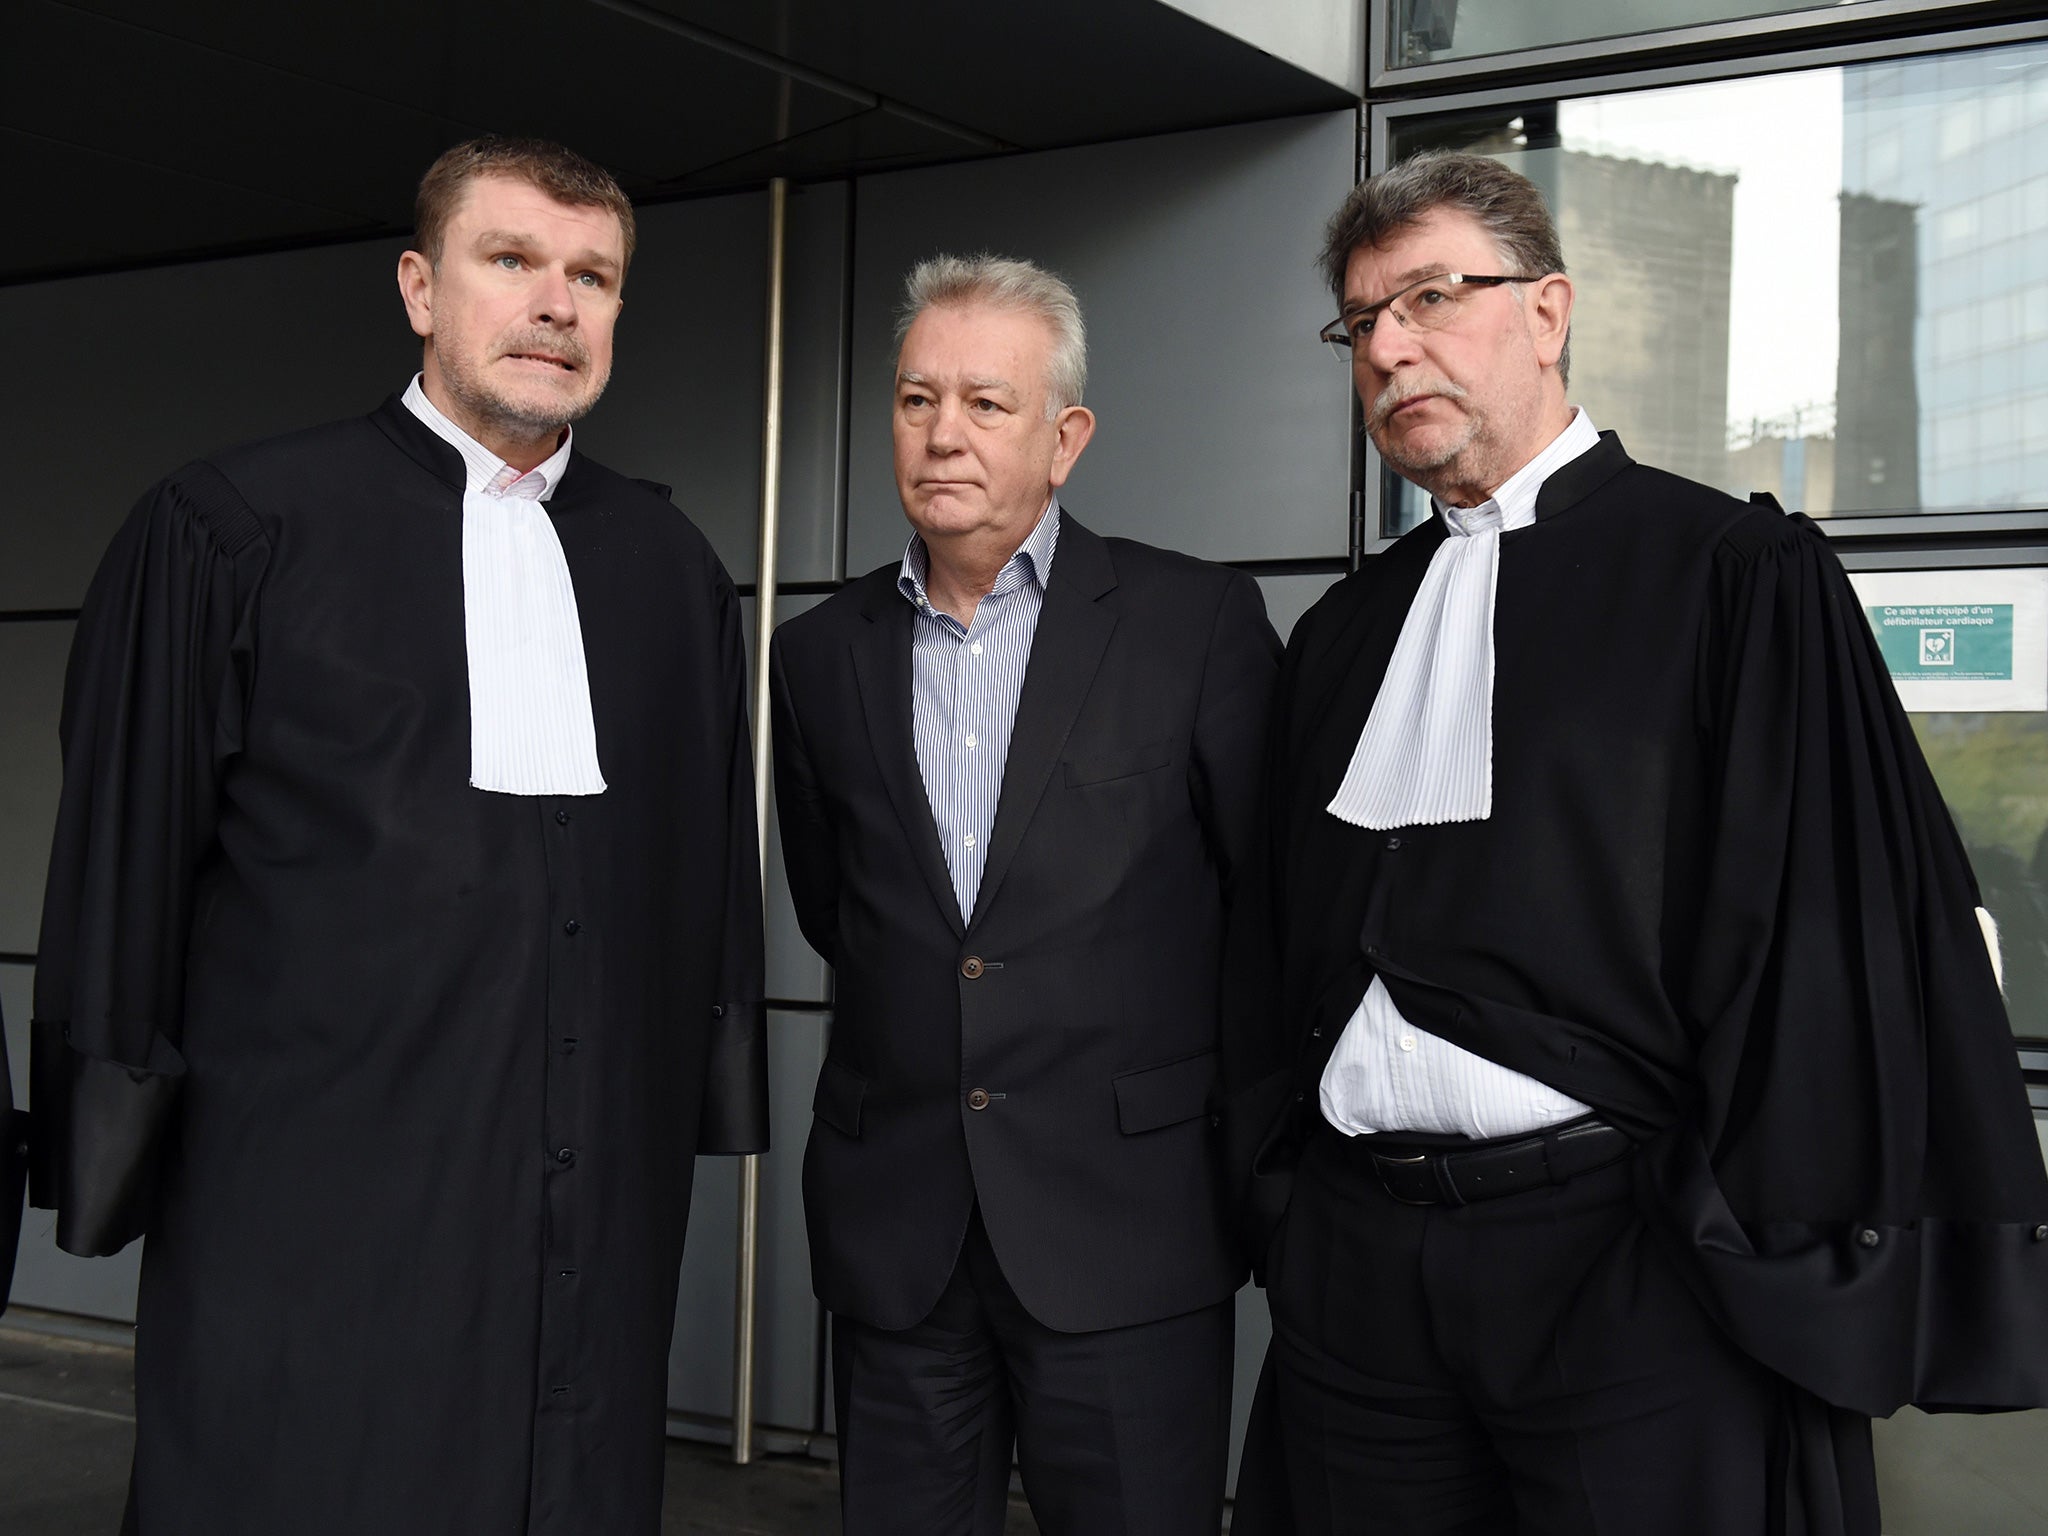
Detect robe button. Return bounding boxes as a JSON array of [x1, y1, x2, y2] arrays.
[[556, 1148, 576, 1165], [711, 1004, 724, 1018], [1385, 835, 1402, 851], [967, 1088, 991, 1111], [556, 809, 572, 826], [2033, 1224, 2048, 1242], [961, 956, 985, 980], [563, 919, 581, 937], [1857, 1227, 1881, 1248]]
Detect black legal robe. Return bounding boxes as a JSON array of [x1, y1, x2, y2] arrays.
[[28, 397, 768, 1536], [1229, 434, 2048, 1527]]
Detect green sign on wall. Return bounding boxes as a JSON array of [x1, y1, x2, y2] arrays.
[[1864, 603, 2015, 683]]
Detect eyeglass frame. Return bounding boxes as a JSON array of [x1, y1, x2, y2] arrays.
[[1318, 272, 1548, 352]]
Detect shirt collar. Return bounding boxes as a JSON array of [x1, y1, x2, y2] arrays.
[[897, 497, 1062, 615], [401, 374, 573, 501], [1435, 407, 1599, 537]]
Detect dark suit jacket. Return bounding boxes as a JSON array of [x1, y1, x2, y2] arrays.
[[771, 513, 1279, 1333]]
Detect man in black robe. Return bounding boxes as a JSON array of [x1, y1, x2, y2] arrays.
[[29, 137, 767, 1536], [1228, 150, 2048, 1534]]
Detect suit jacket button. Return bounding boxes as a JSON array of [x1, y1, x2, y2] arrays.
[[2033, 1224, 2048, 1242], [967, 1088, 991, 1110], [961, 955, 985, 979], [1857, 1227, 1881, 1248]]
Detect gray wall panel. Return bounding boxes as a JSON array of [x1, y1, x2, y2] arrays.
[[847, 111, 1358, 578], [0, 623, 71, 956], [3, 961, 145, 1323], [574, 193, 769, 585], [578, 182, 848, 587], [0, 238, 416, 611], [667, 1008, 827, 1432], [1256, 570, 1346, 644]]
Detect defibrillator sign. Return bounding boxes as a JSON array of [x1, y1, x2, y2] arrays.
[[1848, 569, 2048, 713]]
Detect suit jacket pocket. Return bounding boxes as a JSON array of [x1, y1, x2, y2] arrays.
[[1062, 739, 1173, 787], [1113, 1049, 1218, 1135], [813, 1056, 867, 1139]]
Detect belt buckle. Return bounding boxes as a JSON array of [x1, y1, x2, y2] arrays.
[[1371, 1150, 1442, 1207]]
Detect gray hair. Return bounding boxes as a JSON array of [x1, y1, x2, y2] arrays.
[[893, 253, 1088, 418], [1320, 150, 1570, 384]]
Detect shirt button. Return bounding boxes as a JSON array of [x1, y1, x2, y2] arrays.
[[563, 919, 581, 936], [966, 1089, 991, 1111], [965, 733, 978, 748], [556, 809, 572, 826], [970, 642, 983, 655], [961, 956, 985, 979], [963, 833, 976, 848], [556, 1148, 576, 1165], [1398, 1035, 1417, 1052]]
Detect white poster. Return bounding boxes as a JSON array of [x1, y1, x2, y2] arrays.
[[1847, 568, 2048, 713]]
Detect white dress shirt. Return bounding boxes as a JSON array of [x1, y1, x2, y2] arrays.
[[402, 377, 607, 796], [1320, 409, 1600, 1139]]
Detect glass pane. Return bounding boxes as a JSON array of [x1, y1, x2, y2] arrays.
[[1909, 709, 2048, 1039], [1383, 39, 2048, 535], [1395, 0, 1858, 69]]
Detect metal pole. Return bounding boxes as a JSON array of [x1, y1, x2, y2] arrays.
[[733, 174, 788, 1467]]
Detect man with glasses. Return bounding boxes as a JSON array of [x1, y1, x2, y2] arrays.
[[1227, 150, 2048, 1534]]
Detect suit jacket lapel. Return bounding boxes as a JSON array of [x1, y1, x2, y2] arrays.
[[968, 518, 1118, 931], [850, 579, 967, 938]]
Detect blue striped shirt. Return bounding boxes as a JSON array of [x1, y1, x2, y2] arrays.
[[899, 500, 1061, 923]]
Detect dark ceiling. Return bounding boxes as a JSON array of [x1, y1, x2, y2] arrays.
[[3, 0, 1354, 285]]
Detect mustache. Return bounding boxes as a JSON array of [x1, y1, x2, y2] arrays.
[[1368, 376, 1468, 430], [497, 331, 590, 371]]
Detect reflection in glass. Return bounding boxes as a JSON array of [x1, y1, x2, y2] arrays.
[[1910, 710, 2048, 1039], [1382, 40, 2048, 534], [1396, 0, 1855, 69]]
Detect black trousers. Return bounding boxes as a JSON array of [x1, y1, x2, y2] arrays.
[[1264, 1123, 1802, 1536], [832, 1208, 1234, 1536]]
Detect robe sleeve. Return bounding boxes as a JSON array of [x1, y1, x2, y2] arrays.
[[694, 567, 769, 1155], [28, 465, 268, 1257], [1643, 503, 2048, 1415]]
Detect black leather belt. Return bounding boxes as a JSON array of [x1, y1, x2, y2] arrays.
[[1331, 1117, 1634, 1207]]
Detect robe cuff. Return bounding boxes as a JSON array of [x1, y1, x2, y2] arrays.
[[697, 1000, 769, 1155], [1643, 1129, 2048, 1414], [28, 1018, 185, 1257]]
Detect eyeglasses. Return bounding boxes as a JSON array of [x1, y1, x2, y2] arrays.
[[1318, 273, 1544, 356]]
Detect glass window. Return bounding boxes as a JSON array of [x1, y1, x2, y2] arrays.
[[1394, 0, 1864, 69], [1910, 702, 2048, 1040], [1383, 39, 2048, 535]]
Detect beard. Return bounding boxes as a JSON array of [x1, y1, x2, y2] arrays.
[[1365, 374, 1479, 476], [433, 323, 610, 442]]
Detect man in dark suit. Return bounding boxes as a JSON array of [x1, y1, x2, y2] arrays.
[[772, 254, 1279, 1535], [1228, 150, 2048, 1535]]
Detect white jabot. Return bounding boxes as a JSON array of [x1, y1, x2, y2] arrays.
[[1320, 409, 1600, 1140], [1327, 407, 1601, 831], [402, 377, 607, 797]]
